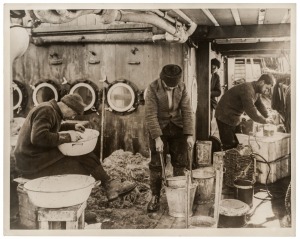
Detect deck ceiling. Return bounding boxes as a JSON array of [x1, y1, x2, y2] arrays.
[[167, 8, 291, 57]]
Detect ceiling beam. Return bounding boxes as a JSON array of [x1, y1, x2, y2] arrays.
[[258, 8, 266, 25], [213, 41, 290, 52], [191, 24, 290, 40], [202, 9, 219, 26], [281, 9, 290, 23], [231, 9, 241, 25]]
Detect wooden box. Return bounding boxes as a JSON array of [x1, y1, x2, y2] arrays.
[[196, 140, 212, 166], [256, 154, 291, 184], [236, 133, 291, 162], [17, 184, 86, 230], [17, 185, 39, 229]]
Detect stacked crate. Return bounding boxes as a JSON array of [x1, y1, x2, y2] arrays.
[[236, 133, 291, 184]]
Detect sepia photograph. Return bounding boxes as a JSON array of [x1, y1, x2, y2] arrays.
[[3, 2, 296, 237]]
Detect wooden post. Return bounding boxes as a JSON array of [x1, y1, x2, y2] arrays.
[[196, 41, 210, 140], [223, 57, 229, 92]]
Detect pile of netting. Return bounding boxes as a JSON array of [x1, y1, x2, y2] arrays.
[[86, 150, 151, 210]]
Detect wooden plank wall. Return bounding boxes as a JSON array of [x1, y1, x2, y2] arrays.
[[12, 42, 184, 158]]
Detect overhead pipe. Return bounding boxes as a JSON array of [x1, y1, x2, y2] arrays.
[[29, 9, 197, 43], [148, 9, 183, 27], [115, 10, 195, 43], [30, 9, 103, 24], [172, 9, 197, 36]]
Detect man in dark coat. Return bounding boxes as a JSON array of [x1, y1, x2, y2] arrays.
[[210, 58, 222, 120], [215, 73, 275, 150], [14, 93, 136, 201], [145, 64, 194, 212]]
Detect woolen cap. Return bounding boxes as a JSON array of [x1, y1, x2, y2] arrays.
[[160, 64, 182, 87], [61, 93, 86, 115], [211, 58, 221, 69]]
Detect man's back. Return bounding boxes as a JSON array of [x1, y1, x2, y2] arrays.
[[215, 82, 256, 126]]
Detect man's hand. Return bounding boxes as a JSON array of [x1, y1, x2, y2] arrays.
[[75, 123, 85, 133], [155, 137, 164, 152], [68, 131, 83, 142], [265, 117, 275, 124], [187, 136, 194, 150]]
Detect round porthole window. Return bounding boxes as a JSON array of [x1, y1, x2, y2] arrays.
[[32, 81, 59, 106], [191, 77, 198, 113], [13, 80, 28, 114], [106, 80, 139, 114], [69, 80, 99, 113]]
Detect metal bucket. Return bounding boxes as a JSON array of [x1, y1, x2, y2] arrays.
[[166, 176, 186, 188], [218, 199, 250, 228], [165, 183, 197, 218], [233, 179, 254, 208], [192, 167, 215, 204]]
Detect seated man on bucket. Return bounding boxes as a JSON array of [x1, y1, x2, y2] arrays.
[[14, 93, 136, 201]]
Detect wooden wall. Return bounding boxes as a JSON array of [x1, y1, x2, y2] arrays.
[[12, 42, 184, 158]]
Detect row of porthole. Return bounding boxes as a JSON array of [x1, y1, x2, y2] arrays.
[[13, 77, 198, 115], [13, 79, 145, 115]]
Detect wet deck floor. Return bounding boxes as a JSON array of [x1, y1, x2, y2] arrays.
[[9, 176, 291, 230], [151, 176, 291, 229]]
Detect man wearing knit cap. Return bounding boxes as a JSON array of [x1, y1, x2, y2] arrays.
[[14, 93, 136, 201], [145, 64, 194, 212]]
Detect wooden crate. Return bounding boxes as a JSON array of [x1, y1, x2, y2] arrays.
[[196, 140, 212, 166], [17, 184, 86, 230], [38, 202, 86, 229], [256, 154, 291, 184], [236, 133, 291, 162], [17, 184, 39, 229]]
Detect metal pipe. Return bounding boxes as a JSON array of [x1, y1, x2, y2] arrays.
[[30, 9, 197, 43], [31, 10, 102, 24], [152, 34, 166, 42], [172, 9, 197, 35], [116, 10, 194, 43], [149, 9, 183, 27], [32, 32, 155, 44], [116, 11, 178, 35]]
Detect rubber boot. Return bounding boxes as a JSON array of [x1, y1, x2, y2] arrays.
[[173, 167, 185, 177], [147, 171, 162, 213]]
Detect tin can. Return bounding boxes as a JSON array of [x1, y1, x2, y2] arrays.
[[196, 141, 212, 166]]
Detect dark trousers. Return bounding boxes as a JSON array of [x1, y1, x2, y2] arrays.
[[22, 152, 110, 184], [149, 123, 188, 195], [216, 119, 240, 150]]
